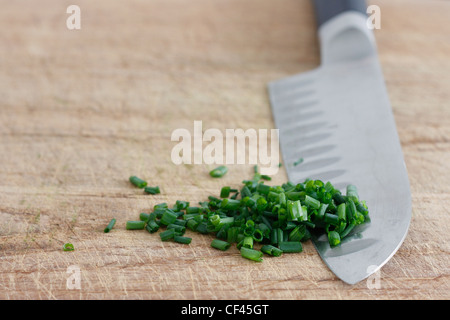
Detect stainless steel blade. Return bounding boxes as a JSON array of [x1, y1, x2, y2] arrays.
[[268, 12, 411, 284]]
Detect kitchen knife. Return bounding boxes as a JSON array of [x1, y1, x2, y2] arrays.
[[267, 0, 411, 284]]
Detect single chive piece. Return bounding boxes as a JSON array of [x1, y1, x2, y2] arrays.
[[328, 231, 341, 247], [209, 165, 228, 178], [261, 245, 283, 257], [196, 221, 209, 234], [256, 183, 271, 195], [346, 184, 359, 202], [129, 176, 147, 188], [174, 236, 192, 245], [252, 229, 264, 242], [63, 243, 74, 251], [346, 198, 357, 222], [288, 224, 306, 242], [317, 203, 328, 219], [293, 158, 304, 166], [324, 213, 340, 226], [227, 227, 240, 243], [304, 195, 321, 210], [160, 229, 176, 241], [256, 197, 268, 211], [253, 165, 259, 174], [185, 206, 200, 214], [279, 241, 303, 253], [144, 186, 160, 194], [154, 202, 168, 209], [337, 203, 346, 221], [241, 186, 252, 198], [242, 236, 254, 249], [139, 213, 150, 221], [160, 209, 178, 226], [333, 192, 346, 205], [211, 239, 231, 251], [261, 175, 272, 181], [126, 220, 146, 230], [220, 186, 231, 198], [167, 224, 186, 234], [270, 228, 280, 246], [104, 218, 116, 233], [339, 222, 356, 238], [175, 200, 190, 211], [186, 219, 200, 231], [240, 247, 263, 262], [220, 198, 241, 211], [172, 219, 187, 227], [287, 200, 302, 221], [146, 220, 160, 233], [356, 202, 369, 216]]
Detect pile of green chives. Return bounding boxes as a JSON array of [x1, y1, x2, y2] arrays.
[[125, 167, 370, 262]]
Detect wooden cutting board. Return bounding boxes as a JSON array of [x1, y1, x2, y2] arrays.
[[0, 0, 449, 299]]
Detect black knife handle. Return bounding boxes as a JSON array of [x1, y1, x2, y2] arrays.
[[312, 0, 367, 27]]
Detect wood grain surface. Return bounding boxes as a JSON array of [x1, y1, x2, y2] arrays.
[[0, 0, 449, 300]]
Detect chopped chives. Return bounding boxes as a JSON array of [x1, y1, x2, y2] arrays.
[[279, 241, 303, 253], [160, 209, 178, 226], [220, 186, 231, 198], [328, 231, 341, 247], [288, 224, 306, 242], [324, 213, 340, 226], [172, 219, 187, 227], [304, 195, 321, 210], [63, 243, 74, 251], [252, 229, 264, 242], [160, 229, 176, 241], [126, 220, 146, 230], [211, 239, 231, 251], [261, 245, 283, 257], [227, 227, 240, 243], [144, 186, 160, 194], [242, 236, 254, 249], [126, 170, 370, 264], [186, 206, 200, 214], [339, 222, 356, 238], [256, 183, 271, 195], [293, 158, 304, 166], [174, 236, 192, 244], [346, 198, 357, 222], [186, 219, 199, 231], [167, 224, 186, 234], [337, 203, 346, 221], [221, 198, 241, 211], [240, 247, 263, 262], [146, 220, 160, 233], [287, 200, 302, 221], [346, 185, 359, 202], [129, 176, 147, 188], [175, 200, 190, 211], [154, 202, 168, 209], [104, 218, 116, 233], [209, 165, 228, 178], [230, 192, 239, 200]]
